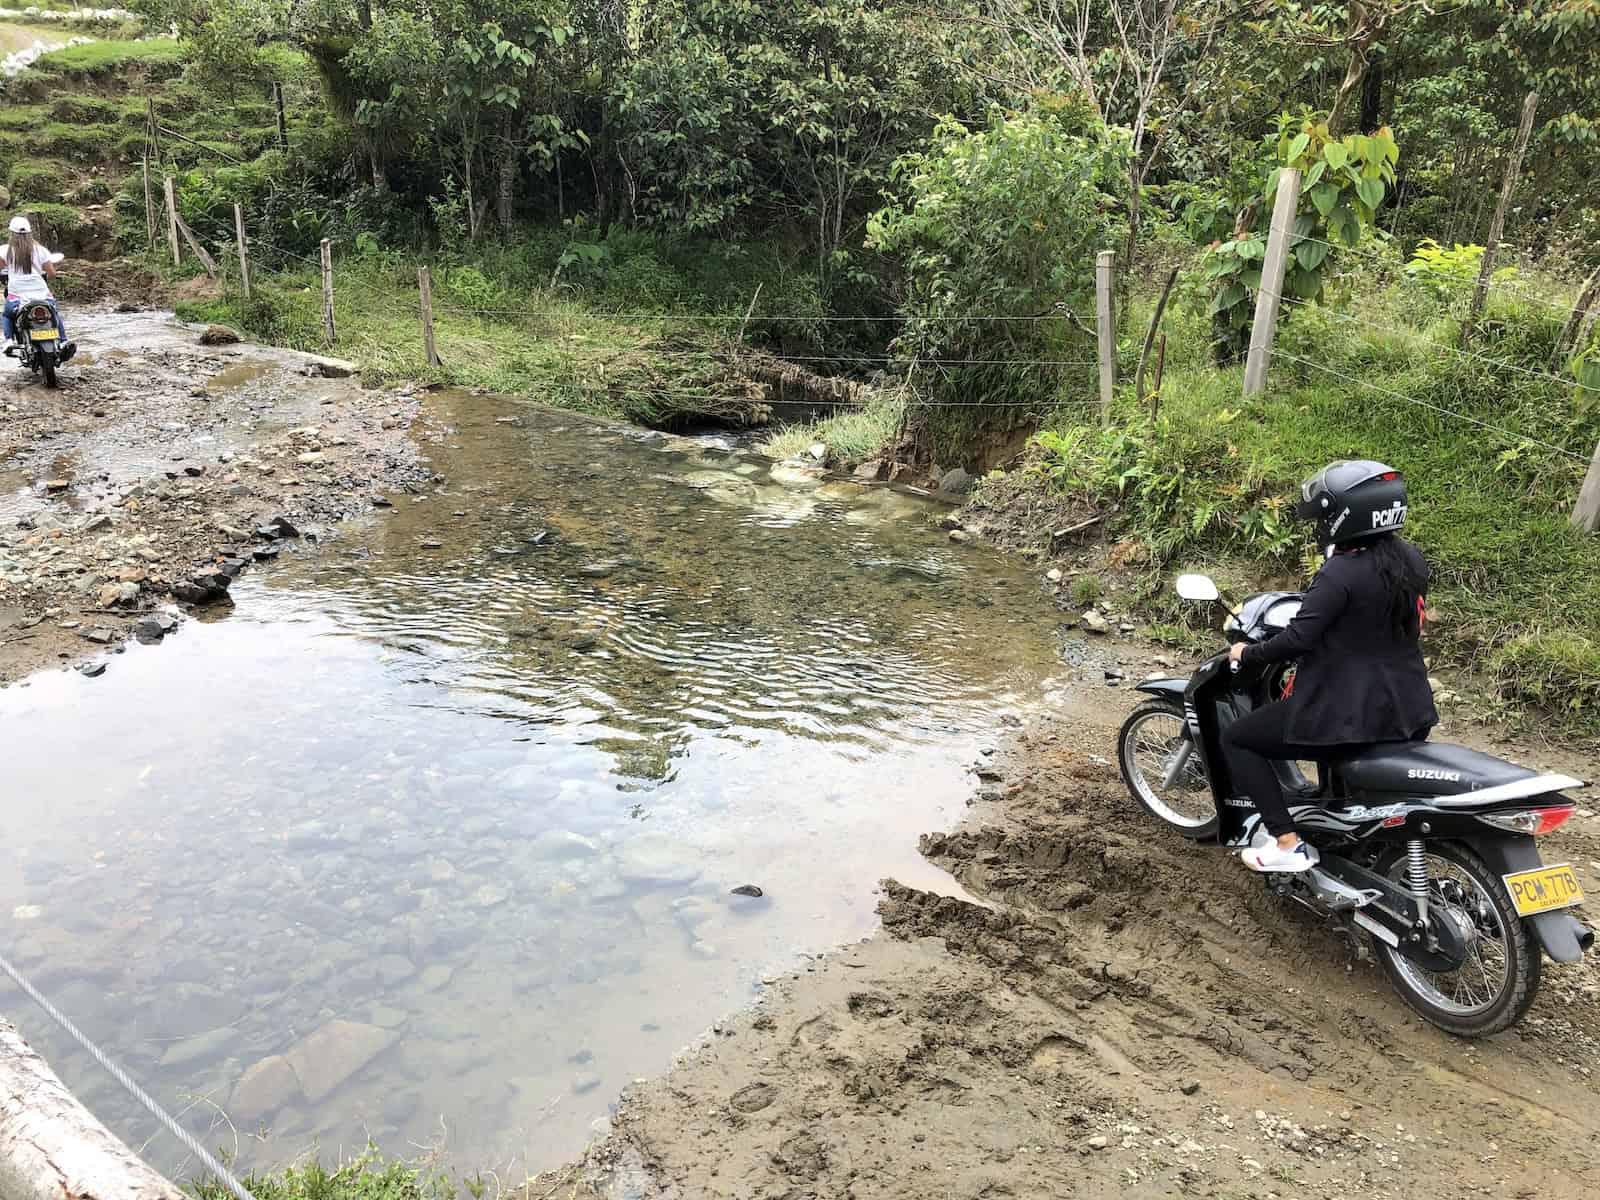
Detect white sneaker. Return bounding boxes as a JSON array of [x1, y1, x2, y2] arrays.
[[1241, 838, 1320, 873]]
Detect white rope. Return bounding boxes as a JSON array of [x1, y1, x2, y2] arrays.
[[0, 948, 259, 1200]]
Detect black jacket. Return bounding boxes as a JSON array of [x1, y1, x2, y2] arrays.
[[1241, 539, 1438, 746]]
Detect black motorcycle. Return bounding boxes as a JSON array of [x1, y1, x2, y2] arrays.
[[1118, 572, 1592, 1036], [2, 273, 68, 388]]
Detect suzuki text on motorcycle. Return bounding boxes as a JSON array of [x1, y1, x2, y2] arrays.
[[1117, 573, 1593, 1037]]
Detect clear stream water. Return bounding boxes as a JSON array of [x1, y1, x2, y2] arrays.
[[0, 392, 1062, 1181]]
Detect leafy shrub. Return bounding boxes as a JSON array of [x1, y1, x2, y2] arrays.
[[7, 161, 68, 202], [867, 105, 1128, 462]]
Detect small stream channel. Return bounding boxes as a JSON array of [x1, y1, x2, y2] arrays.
[[0, 391, 1066, 1180]]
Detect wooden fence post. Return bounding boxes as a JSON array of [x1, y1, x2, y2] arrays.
[[1243, 166, 1302, 397], [320, 238, 335, 345], [418, 266, 440, 367], [1551, 264, 1600, 372], [272, 82, 288, 150], [233, 204, 251, 299], [141, 157, 154, 245], [1095, 249, 1116, 427], [146, 97, 159, 161], [1466, 91, 1538, 340], [162, 176, 180, 268], [1574, 439, 1600, 533], [1135, 265, 1179, 406]]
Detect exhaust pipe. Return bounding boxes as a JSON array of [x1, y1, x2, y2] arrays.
[[1579, 924, 1596, 955]]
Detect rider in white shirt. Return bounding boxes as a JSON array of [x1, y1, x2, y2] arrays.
[[2, 215, 74, 360]]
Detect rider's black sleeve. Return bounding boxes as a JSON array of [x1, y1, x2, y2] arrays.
[[1241, 558, 1351, 667]]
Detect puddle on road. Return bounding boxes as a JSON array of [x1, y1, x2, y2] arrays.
[[0, 393, 1065, 1180], [206, 361, 277, 392]]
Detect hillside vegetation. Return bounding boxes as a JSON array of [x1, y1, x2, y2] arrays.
[[0, 1, 1596, 737]]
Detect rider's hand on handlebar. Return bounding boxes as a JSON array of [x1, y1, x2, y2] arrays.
[[1228, 642, 1246, 669]]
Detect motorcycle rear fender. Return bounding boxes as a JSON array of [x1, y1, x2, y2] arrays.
[[1134, 677, 1187, 702], [1464, 834, 1595, 963]]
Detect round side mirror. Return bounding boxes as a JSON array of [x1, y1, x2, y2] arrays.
[[1175, 573, 1220, 602]]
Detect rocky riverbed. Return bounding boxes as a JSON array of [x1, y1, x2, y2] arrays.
[[0, 309, 428, 680]]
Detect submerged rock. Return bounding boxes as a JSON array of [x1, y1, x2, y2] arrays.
[[616, 836, 701, 886], [230, 1054, 300, 1123], [160, 1026, 236, 1068], [284, 1019, 396, 1103]]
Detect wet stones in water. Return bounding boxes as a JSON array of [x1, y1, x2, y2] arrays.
[[572, 1071, 603, 1095], [133, 613, 179, 644], [376, 954, 417, 987], [939, 467, 974, 495], [78, 661, 107, 677], [577, 561, 617, 579], [199, 324, 242, 346], [616, 836, 702, 887], [731, 884, 764, 898], [230, 1054, 300, 1123], [528, 830, 600, 859], [417, 963, 455, 992], [159, 1026, 236, 1068], [1081, 609, 1110, 634], [252, 545, 280, 562], [372, 497, 393, 508], [79, 626, 114, 644], [284, 1019, 397, 1103], [257, 515, 300, 540]]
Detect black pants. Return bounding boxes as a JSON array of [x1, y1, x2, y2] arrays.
[[1221, 703, 1360, 838]]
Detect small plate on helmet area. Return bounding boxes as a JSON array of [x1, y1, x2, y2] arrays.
[[1502, 863, 1584, 917]]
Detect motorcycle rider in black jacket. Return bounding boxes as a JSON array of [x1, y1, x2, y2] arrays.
[[1224, 460, 1439, 872]]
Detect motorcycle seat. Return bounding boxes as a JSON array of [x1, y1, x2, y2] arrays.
[[1332, 741, 1535, 797]]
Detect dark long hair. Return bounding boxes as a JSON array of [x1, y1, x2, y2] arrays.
[[1357, 533, 1426, 638]]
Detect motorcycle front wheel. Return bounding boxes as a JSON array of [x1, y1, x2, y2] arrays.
[[1117, 699, 1217, 839], [1372, 840, 1540, 1037]]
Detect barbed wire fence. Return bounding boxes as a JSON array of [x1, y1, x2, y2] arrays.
[[143, 139, 1600, 528]]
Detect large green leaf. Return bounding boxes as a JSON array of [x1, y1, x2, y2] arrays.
[[1355, 177, 1385, 209], [1310, 182, 1340, 217], [1295, 239, 1331, 271], [1322, 141, 1349, 170], [1288, 132, 1311, 161], [1287, 267, 1323, 299]]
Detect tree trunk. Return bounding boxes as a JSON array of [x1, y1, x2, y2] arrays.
[[0, 1018, 183, 1200], [1327, 4, 1387, 138], [368, 148, 386, 192], [497, 152, 516, 231], [1359, 55, 1384, 133]]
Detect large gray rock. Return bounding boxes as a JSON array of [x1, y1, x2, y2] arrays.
[[939, 467, 974, 495], [616, 836, 701, 886], [230, 1054, 300, 1123], [284, 1019, 395, 1103], [159, 1027, 236, 1068]]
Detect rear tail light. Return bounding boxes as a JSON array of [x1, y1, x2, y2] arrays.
[[28, 305, 53, 327], [1477, 806, 1576, 836]]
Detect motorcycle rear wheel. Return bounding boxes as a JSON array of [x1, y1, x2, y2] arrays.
[[42, 356, 57, 388], [1372, 840, 1540, 1037], [1117, 699, 1217, 839]]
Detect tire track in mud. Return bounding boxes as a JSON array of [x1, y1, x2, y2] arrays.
[[561, 698, 1600, 1199]]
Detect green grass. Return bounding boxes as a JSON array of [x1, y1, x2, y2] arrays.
[[31, 37, 186, 77], [171, 240, 819, 429], [6, 158, 69, 201], [759, 392, 904, 465], [190, 1153, 449, 1200]]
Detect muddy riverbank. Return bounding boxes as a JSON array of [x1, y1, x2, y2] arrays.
[[0, 309, 428, 681], [543, 689, 1600, 1199]]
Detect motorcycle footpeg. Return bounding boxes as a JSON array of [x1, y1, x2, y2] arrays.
[[1302, 867, 1381, 912]]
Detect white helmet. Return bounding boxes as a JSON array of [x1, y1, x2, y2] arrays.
[[7, 216, 30, 235]]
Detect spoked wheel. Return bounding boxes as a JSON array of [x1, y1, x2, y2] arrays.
[[1373, 841, 1540, 1037], [1117, 699, 1217, 839]]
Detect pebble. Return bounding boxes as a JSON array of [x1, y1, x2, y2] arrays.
[[572, 1071, 603, 1094]]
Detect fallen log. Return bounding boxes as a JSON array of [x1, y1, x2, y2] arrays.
[[0, 1017, 183, 1200]]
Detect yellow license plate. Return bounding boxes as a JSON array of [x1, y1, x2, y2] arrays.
[[1503, 864, 1585, 917], [28, 330, 57, 342]]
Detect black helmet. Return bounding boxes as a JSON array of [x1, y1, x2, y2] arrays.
[[1295, 460, 1407, 545]]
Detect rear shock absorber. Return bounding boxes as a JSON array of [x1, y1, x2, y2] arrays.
[[1406, 839, 1430, 924]]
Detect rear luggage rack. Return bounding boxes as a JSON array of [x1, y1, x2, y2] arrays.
[[1434, 774, 1586, 808]]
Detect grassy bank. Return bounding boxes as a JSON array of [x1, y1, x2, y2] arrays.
[[966, 256, 1600, 742]]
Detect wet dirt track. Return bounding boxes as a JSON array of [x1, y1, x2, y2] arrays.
[[0, 309, 427, 680], [557, 690, 1600, 1200]]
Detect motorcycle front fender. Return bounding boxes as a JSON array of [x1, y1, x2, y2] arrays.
[[1134, 677, 1188, 702], [1463, 834, 1595, 963]]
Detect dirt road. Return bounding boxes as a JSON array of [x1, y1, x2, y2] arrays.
[[0, 308, 426, 681], [551, 686, 1600, 1199]]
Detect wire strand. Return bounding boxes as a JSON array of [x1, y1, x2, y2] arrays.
[[0, 949, 258, 1200], [1271, 350, 1588, 462]]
